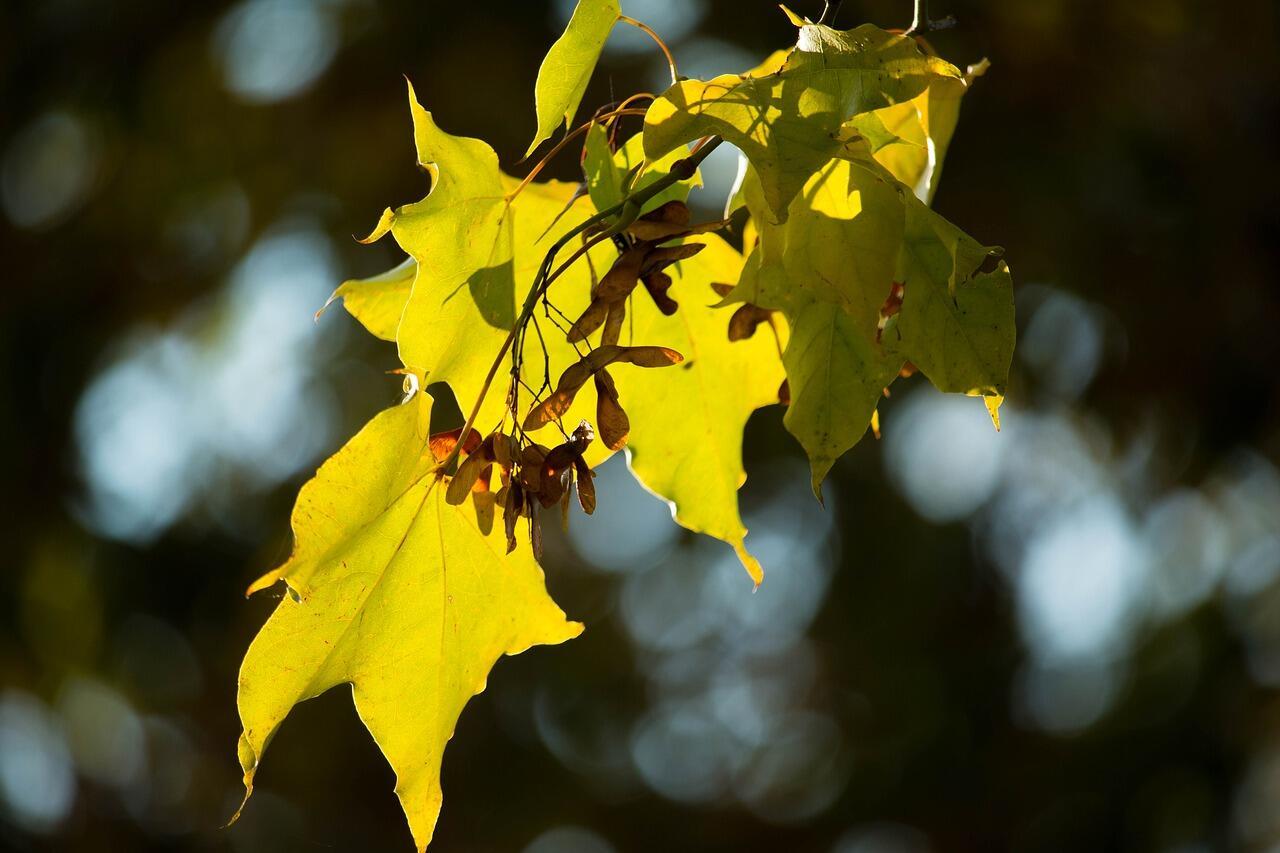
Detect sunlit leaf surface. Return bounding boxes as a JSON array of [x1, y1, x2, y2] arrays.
[[237, 389, 580, 852]]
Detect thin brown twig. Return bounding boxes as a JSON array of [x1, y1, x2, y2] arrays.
[[618, 15, 679, 85]]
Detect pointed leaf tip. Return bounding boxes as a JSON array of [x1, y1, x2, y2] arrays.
[[526, 0, 621, 157], [357, 207, 397, 244], [983, 394, 1003, 432], [778, 4, 808, 27], [733, 540, 765, 588]]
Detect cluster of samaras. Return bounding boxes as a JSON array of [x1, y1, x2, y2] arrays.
[[438, 199, 756, 555]]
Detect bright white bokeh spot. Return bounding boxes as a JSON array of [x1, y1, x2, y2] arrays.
[[731, 709, 846, 822], [1014, 661, 1119, 733], [615, 458, 842, 809], [1016, 496, 1148, 663], [884, 387, 1005, 523], [2, 111, 96, 229], [1019, 290, 1104, 401], [214, 0, 341, 103], [74, 333, 203, 541], [56, 676, 146, 791], [620, 550, 718, 652], [567, 455, 679, 572], [702, 466, 838, 651], [619, 461, 837, 656], [0, 692, 76, 833], [709, 643, 818, 747], [1142, 489, 1229, 616], [647, 35, 757, 90], [630, 700, 730, 803], [75, 224, 341, 543]]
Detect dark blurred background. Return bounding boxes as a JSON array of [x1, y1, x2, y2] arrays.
[[3, 0, 1280, 850]]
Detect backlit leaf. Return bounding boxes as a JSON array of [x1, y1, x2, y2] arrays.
[[610, 233, 785, 584], [367, 82, 517, 431], [643, 23, 960, 221], [734, 142, 1011, 492], [890, 190, 1014, 398], [527, 0, 621, 158], [582, 120, 699, 216], [324, 257, 415, 342], [237, 389, 581, 852], [849, 58, 988, 203]]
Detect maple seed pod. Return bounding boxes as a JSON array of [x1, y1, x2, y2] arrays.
[[523, 384, 579, 432], [516, 443, 550, 493], [625, 200, 690, 241], [568, 297, 610, 343], [594, 246, 646, 303], [595, 371, 630, 451], [472, 490, 497, 536], [490, 431, 515, 470], [614, 345, 683, 368], [573, 456, 596, 515], [640, 243, 704, 277], [641, 272, 678, 315], [525, 347, 681, 433], [600, 299, 626, 346], [537, 421, 594, 509], [446, 451, 489, 505], [568, 419, 595, 452], [503, 482, 523, 553], [728, 303, 774, 341], [529, 507, 544, 561]]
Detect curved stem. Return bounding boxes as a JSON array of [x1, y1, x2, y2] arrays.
[[905, 0, 955, 37], [618, 15, 678, 85], [906, 0, 926, 34], [440, 137, 724, 472]]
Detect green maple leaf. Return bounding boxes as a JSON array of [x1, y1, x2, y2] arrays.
[[849, 59, 988, 203], [891, 188, 1014, 399], [733, 141, 1011, 493], [526, 0, 621, 158], [236, 388, 580, 852], [582, 120, 700, 216], [642, 22, 961, 222]]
